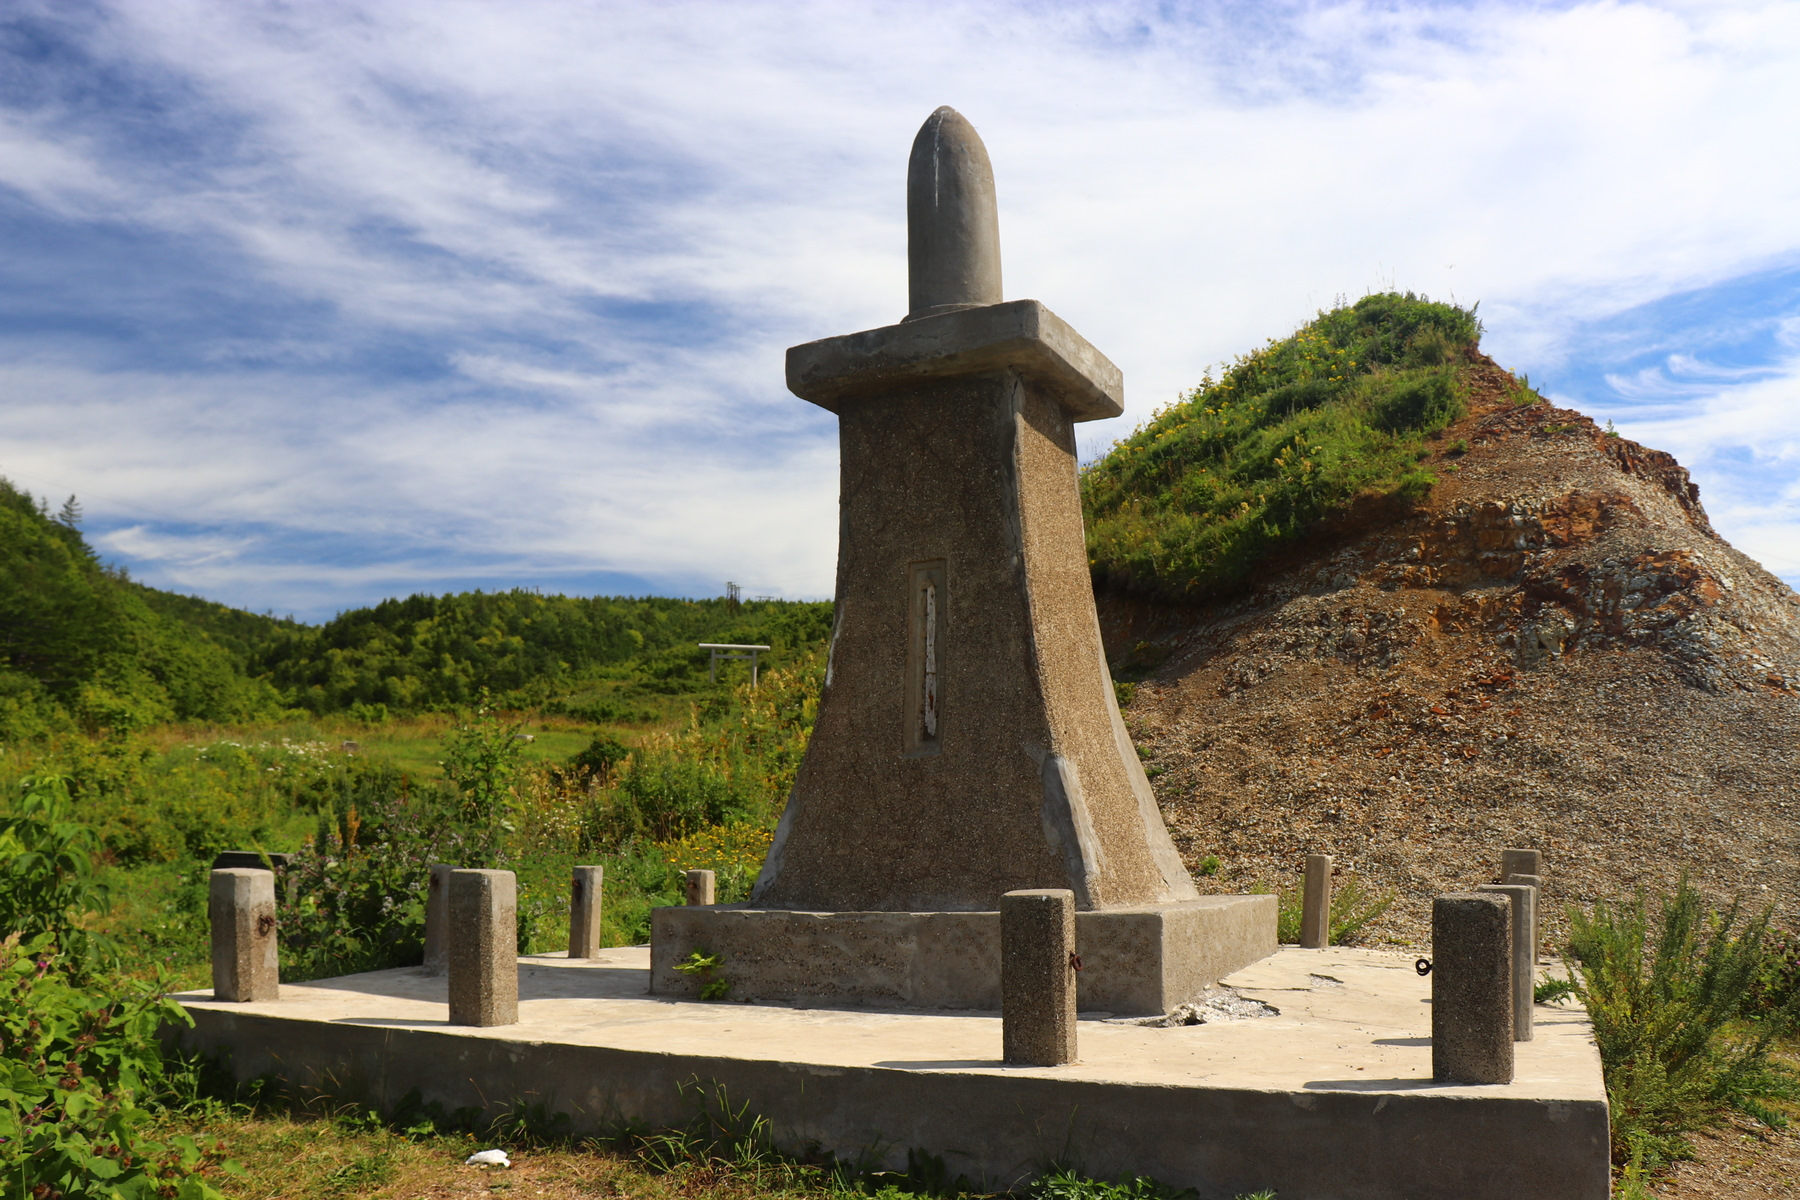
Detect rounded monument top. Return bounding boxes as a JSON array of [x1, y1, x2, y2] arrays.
[[907, 106, 1002, 320]]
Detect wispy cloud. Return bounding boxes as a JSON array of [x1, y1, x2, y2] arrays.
[[1, 0, 1798, 618]]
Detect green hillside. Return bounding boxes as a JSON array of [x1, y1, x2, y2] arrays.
[[252, 590, 831, 716], [0, 478, 282, 739], [1081, 292, 1483, 602], [0, 473, 831, 733]]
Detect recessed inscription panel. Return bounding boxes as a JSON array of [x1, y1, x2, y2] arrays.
[[905, 559, 946, 756]]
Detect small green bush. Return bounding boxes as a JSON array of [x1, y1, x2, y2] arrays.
[[1257, 873, 1394, 946], [0, 935, 234, 1199], [0, 776, 114, 967], [0, 781, 234, 1198], [1564, 877, 1800, 1169], [441, 692, 527, 831]]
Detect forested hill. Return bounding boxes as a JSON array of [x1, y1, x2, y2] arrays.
[[0, 477, 284, 736], [250, 591, 832, 715], [0, 473, 831, 735]]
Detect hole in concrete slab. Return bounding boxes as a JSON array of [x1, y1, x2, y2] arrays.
[[1308, 974, 1346, 988]]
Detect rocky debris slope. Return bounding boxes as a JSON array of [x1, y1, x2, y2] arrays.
[[1103, 356, 1800, 946]]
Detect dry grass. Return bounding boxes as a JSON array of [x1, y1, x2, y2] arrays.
[[157, 1107, 863, 1200]]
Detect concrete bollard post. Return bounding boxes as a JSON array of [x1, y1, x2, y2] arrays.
[[1432, 892, 1514, 1083], [1476, 883, 1537, 1041], [684, 869, 715, 906], [423, 863, 455, 975], [448, 869, 518, 1027], [1300, 854, 1333, 949], [1500, 847, 1542, 885], [1000, 889, 1078, 1066], [209, 868, 279, 1002], [569, 865, 604, 958], [1506, 873, 1544, 961]]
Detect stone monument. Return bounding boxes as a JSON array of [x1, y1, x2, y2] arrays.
[[652, 106, 1274, 1015]]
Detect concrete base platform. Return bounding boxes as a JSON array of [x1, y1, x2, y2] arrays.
[[651, 896, 1276, 1015], [174, 947, 1608, 1200]]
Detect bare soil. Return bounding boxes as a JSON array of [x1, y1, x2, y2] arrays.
[[1103, 355, 1800, 949]]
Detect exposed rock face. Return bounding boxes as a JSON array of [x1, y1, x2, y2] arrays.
[[1102, 356, 1800, 945]]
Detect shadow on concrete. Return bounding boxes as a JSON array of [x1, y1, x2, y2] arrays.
[[1372, 1037, 1432, 1047], [873, 1060, 1009, 1070], [289, 963, 650, 1003], [752, 1001, 1000, 1019], [1303, 1077, 1440, 1091], [330, 1017, 453, 1028]]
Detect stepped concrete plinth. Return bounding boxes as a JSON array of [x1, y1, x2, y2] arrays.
[[173, 946, 1609, 1200], [651, 897, 1273, 1014]]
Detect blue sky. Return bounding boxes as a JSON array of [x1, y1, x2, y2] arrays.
[[2, 0, 1797, 621]]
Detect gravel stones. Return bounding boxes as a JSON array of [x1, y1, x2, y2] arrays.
[[1106, 355, 1800, 946]]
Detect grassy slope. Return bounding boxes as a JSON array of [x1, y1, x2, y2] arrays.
[[1081, 292, 1483, 603]]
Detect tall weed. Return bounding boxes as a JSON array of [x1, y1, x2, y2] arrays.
[[1255, 873, 1394, 946], [1564, 877, 1800, 1168]]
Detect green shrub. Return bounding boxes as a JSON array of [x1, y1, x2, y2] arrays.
[[586, 752, 754, 847], [562, 733, 629, 786], [0, 935, 234, 1199], [1564, 878, 1800, 1168], [0, 782, 232, 1197], [1751, 929, 1800, 1015], [0, 776, 113, 968], [1326, 876, 1394, 945], [1082, 292, 1480, 601], [440, 693, 527, 831], [1256, 873, 1394, 946], [276, 767, 472, 982]]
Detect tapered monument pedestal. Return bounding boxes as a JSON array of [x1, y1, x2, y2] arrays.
[[650, 301, 1274, 1014]]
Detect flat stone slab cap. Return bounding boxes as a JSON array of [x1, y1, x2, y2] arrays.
[[787, 299, 1123, 422]]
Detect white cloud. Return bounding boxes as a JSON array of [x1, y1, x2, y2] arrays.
[[1, 0, 1798, 614]]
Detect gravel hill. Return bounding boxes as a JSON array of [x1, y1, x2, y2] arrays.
[[1103, 355, 1800, 947]]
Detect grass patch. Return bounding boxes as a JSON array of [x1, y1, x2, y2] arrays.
[[149, 1073, 1286, 1200], [1081, 291, 1481, 602], [1256, 873, 1394, 946]]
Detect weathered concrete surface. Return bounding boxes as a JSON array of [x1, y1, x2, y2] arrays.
[[1001, 889, 1076, 1065], [1433, 893, 1514, 1084], [424, 863, 454, 976], [1477, 883, 1538, 1041], [174, 947, 1609, 1200], [684, 869, 716, 907], [787, 299, 1122, 422], [758, 361, 1184, 913], [1300, 854, 1331, 949], [652, 895, 1274, 1015], [1500, 848, 1543, 885], [907, 107, 1001, 320], [569, 865, 603, 959], [1507, 873, 1546, 961], [208, 868, 278, 1002], [448, 869, 517, 1027]]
